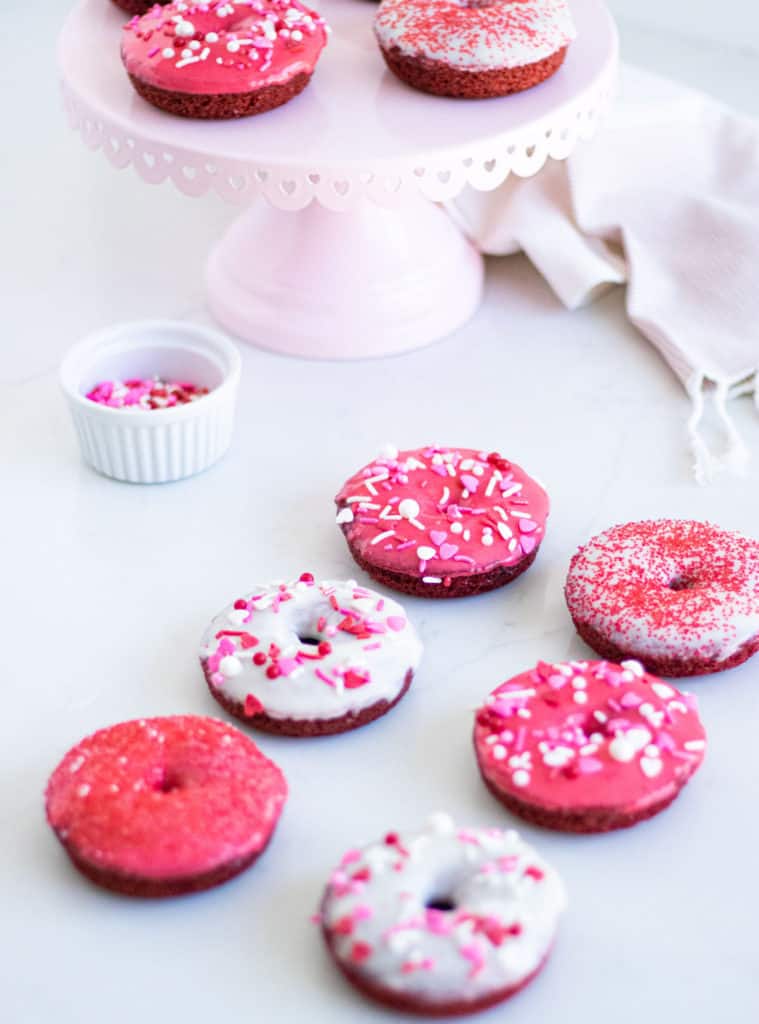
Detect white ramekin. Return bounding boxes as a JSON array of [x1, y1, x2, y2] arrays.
[[60, 320, 241, 484]]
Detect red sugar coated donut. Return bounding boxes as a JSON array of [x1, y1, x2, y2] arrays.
[[474, 659, 706, 833], [45, 715, 287, 897], [334, 445, 549, 598], [121, 1, 329, 120], [374, 0, 575, 99], [565, 520, 759, 677]]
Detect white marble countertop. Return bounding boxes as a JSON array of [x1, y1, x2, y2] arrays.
[[2, 3, 758, 1023]]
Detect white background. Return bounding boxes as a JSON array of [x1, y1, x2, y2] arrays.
[[608, 0, 759, 51], [2, 3, 759, 1024]]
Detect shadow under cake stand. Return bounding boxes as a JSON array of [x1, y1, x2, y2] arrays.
[[58, 0, 618, 359]]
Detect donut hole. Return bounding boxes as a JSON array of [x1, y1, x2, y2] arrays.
[[155, 768, 184, 794], [297, 634, 321, 646], [667, 575, 698, 592], [425, 895, 457, 913]]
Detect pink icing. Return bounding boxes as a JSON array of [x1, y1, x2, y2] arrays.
[[474, 659, 707, 815], [335, 446, 549, 581], [121, 1, 328, 96]]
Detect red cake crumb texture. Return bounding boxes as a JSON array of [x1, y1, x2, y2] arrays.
[[334, 445, 549, 597], [85, 377, 210, 409], [564, 519, 759, 677], [45, 715, 287, 896], [474, 659, 706, 833], [113, 0, 169, 16], [121, 0, 329, 117]]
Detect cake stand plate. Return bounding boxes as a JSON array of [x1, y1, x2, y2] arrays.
[[58, 0, 618, 358]]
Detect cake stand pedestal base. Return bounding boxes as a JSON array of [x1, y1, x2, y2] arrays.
[[205, 198, 484, 359]]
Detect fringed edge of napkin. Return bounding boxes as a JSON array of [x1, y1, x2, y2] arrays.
[[686, 372, 756, 485]]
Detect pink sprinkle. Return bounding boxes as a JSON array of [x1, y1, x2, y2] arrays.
[[578, 756, 604, 774], [315, 669, 335, 687], [277, 658, 299, 676], [460, 944, 485, 978], [363, 642, 381, 651], [520, 535, 537, 555], [386, 616, 406, 632], [460, 473, 479, 492], [620, 691, 643, 708], [396, 541, 416, 551], [340, 849, 362, 867], [376, 599, 385, 611]]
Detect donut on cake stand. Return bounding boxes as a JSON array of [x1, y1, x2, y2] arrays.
[[58, 0, 618, 359]]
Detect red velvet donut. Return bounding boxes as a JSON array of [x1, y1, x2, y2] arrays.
[[565, 520, 759, 677], [335, 445, 549, 598], [374, 0, 576, 99], [474, 659, 706, 833], [121, 1, 329, 119], [113, 0, 168, 17], [45, 715, 287, 896]]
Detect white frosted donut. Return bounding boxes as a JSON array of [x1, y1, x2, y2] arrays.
[[200, 574, 423, 735], [374, 0, 577, 71], [320, 814, 566, 1014], [565, 520, 759, 677]]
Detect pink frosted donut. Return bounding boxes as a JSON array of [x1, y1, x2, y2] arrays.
[[335, 445, 549, 598], [474, 659, 706, 833], [565, 520, 759, 677], [121, 1, 329, 119], [374, 0, 576, 99]]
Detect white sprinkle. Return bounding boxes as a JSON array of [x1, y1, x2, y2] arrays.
[[398, 498, 420, 520], [492, 744, 507, 761], [77, 784, 91, 798], [162, 47, 175, 58], [512, 769, 530, 787], [227, 40, 240, 53], [609, 736, 635, 762], [450, 521, 463, 535], [651, 682, 675, 699], [417, 546, 436, 560], [497, 522, 512, 541], [219, 655, 243, 678], [189, 39, 201, 50], [439, 486, 450, 507], [291, 29, 303, 41], [175, 19, 195, 38], [176, 56, 201, 68], [371, 530, 395, 545], [422, 577, 442, 584], [573, 690, 588, 705], [640, 756, 663, 779], [205, 31, 219, 42], [684, 739, 706, 752], [336, 507, 354, 525]]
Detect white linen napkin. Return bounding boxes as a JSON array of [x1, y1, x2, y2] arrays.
[[451, 65, 759, 482]]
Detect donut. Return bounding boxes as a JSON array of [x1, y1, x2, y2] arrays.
[[565, 520, 759, 677], [200, 573, 423, 736], [121, 1, 329, 120], [319, 813, 566, 1016], [45, 715, 287, 896], [474, 658, 706, 833], [373, 0, 576, 99], [334, 445, 549, 598]]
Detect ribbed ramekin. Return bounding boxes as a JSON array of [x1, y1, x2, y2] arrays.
[[60, 320, 241, 484]]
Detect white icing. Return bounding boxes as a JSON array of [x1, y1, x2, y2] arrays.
[[321, 818, 566, 1006], [374, 0, 576, 72], [565, 522, 759, 665], [200, 578, 423, 722]]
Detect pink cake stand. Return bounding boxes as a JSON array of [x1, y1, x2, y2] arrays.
[[58, 0, 618, 359]]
